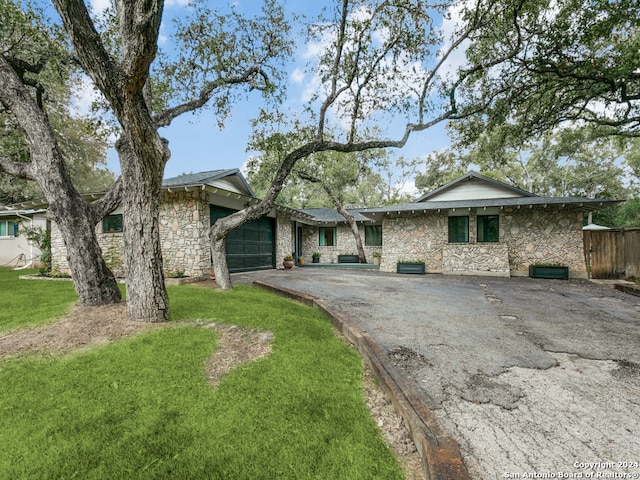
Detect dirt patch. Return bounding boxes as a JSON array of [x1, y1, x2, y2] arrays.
[[202, 323, 273, 387], [0, 302, 160, 357], [0, 303, 423, 479], [363, 367, 424, 480]]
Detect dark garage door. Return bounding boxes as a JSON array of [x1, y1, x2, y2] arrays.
[[210, 206, 275, 273]]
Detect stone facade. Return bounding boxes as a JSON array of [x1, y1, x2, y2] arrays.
[[442, 244, 510, 276], [159, 190, 210, 278], [275, 211, 294, 268], [51, 190, 213, 279], [379, 212, 445, 272], [373, 206, 586, 278], [502, 206, 585, 278], [299, 223, 382, 264]]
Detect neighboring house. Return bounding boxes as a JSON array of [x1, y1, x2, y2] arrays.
[[3, 170, 620, 280], [0, 207, 47, 268], [48, 169, 310, 278], [295, 173, 621, 278]]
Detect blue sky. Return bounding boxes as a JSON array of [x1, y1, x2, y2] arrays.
[[78, 0, 457, 190]]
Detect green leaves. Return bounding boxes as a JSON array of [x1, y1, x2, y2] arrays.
[[152, 0, 292, 125], [457, 0, 640, 137], [0, 0, 113, 203]]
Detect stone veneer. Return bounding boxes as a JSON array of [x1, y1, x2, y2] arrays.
[[159, 190, 211, 278], [379, 212, 446, 273], [299, 223, 381, 264], [501, 205, 585, 278], [51, 190, 212, 279], [275, 211, 294, 268], [376, 206, 586, 278], [442, 244, 510, 276]]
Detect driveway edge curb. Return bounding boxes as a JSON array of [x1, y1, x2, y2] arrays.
[[253, 280, 471, 480]]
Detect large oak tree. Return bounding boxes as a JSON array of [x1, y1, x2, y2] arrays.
[[0, 0, 122, 306], [1, 0, 290, 321], [210, 0, 522, 289]]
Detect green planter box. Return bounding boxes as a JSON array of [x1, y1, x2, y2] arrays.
[[338, 255, 359, 263], [529, 265, 569, 280], [397, 263, 425, 274]]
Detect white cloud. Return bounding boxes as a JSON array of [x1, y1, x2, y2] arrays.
[[290, 68, 305, 84], [396, 179, 419, 197], [89, 0, 111, 16], [165, 0, 190, 7], [69, 75, 99, 118], [436, 1, 472, 82]]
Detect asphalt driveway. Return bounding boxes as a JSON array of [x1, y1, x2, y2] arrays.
[[233, 268, 640, 480]]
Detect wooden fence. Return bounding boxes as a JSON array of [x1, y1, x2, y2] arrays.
[[583, 228, 640, 279]]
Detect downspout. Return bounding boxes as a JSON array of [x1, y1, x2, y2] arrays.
[[13, 211, 33, 270]]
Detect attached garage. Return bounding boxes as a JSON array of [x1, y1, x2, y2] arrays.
[[210, 206, 275, 273]]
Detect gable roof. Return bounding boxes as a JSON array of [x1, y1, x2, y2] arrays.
[[163, 169, 255, 197], [415, 172, 536, 202]]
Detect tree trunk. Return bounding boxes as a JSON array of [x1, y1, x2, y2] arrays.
[[0, 54, 121, 307], [49, 200, 122, 306], [119, 139, 169, 323], [337, 204, 367, 263], [210, 204, 271, 290], [211, 230, 232, 290]]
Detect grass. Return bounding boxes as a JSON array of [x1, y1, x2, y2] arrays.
[[0, 268, 78, 332], [0, 268, 403, 479]]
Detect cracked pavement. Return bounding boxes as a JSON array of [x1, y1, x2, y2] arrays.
[[233, 269, 640, 479]]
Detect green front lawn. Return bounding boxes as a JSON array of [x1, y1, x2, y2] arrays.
[[0, 268, 78, 332], [0, 268, 403, 479]]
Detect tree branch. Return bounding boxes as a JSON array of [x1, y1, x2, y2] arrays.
[[89, 176, 123, 221], [51, 0, 123, 112], [115, 0, 163, 95], [0, 155, 33, 180], [154, 66, 270, 128], [317, 0, 350, 139]]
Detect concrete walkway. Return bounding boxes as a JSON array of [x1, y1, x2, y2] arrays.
[[232, 269, 640, 480]]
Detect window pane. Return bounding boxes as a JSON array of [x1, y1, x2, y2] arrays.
[[0, 222, 6, 236], [103, 214, 123, 233], [319, 227, 336, 246], [478, 215, 499, 242], [365, 225, 382, 246], [448, 216, 469, 243]]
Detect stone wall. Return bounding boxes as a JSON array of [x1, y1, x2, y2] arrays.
[[299, 223, 381, 264], [50, 223, 127, 277], [379, 212, 446, 272], [275, 211, 294, 268], [442, 244, 510, 276], [502, 206, 586, 278], [51, 190, 212, 278], [375, 207, 586, 278], [159, 190, 211, 278]]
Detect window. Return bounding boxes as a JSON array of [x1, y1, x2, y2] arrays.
[[319, 227, 336, 246], [365, 225, 382, 246], [0, 220, 18, 237], [103, 214, 123, 233], [448, 216, 469, 243], [477, 215, 499, 242]]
